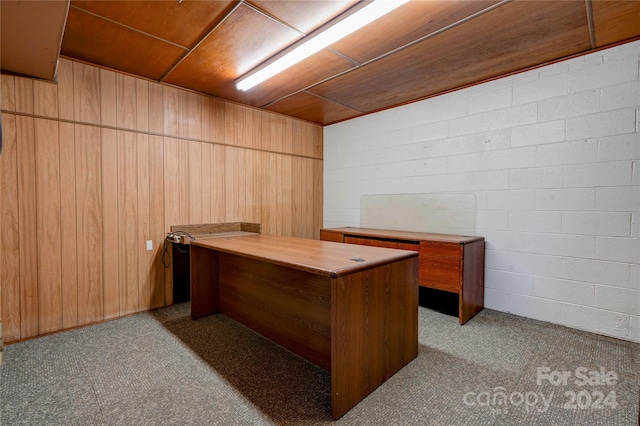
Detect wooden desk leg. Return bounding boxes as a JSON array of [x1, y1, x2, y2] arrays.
[[330, 257, 418, 419], [190, 245, 219, 320]]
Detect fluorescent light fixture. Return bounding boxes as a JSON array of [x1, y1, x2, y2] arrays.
[[236, 0, 409, 91]]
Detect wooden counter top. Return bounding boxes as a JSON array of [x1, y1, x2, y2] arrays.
[[323, 227, 483, 244], [191, 234, 417, 278], [170, 222, 261, 244], [185, 231, 256, 241]]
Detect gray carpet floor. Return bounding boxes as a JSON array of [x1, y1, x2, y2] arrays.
[[1, 303, 638, 425]]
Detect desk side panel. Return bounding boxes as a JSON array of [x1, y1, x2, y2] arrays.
[[218, 252, 332, 371], [190, 245, 219, 319], [460, 240, 485, 324], [331, 256, 418, 419]]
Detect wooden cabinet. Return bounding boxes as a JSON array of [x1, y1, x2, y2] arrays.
[[320, 227, 485, 324]]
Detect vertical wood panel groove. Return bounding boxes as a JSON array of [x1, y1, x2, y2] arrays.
[[60, 122, 78, 328], [102, 129, 119, 320], [1, 75, 16, 111], [75, 124, 104, 325], [136, 80, 149, 132], [17, 116, 38, 338], [117, 131, 139, 315], [73, 62, 100, 125], [188, 141, 203, 224], [33, 81, 58, 119], [15, 77, 34, 115], [178, 138, 189, 223], [35, 118, 63, 334], [57, 59, 74, 120], [163, 137, 179, 306], [149, 135, 165, 308], [137, 134, 151, 310], [100, 68, 117, 127], [149, 82, 164, 134], [0, 113, 21, 341]]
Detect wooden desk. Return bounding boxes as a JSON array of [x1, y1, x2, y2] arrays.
[[190, 234, 418, 419], [320, 227, 485, 324]]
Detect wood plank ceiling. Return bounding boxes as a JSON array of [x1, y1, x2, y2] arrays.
[[59, 0, 640, 125]]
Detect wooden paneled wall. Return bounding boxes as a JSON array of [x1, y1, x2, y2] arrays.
[[0, 58, 323, 343]]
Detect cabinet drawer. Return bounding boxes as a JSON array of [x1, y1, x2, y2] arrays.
[[320, 230, 344, 243], [419, 257, 461, 293], [420, 241, 462, 259], [345, 236, 419, 252]]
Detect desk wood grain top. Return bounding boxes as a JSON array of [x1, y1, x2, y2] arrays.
[[322, 227, 484, 244], [191, 234, 417, 278]]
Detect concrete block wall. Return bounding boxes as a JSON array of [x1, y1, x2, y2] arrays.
[[323, 40, 640, 342]]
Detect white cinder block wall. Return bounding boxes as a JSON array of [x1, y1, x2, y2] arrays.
[[323, 40, 640, 343]]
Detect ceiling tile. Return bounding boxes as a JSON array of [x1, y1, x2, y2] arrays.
[[163, 3, 303, 98], [248, 0, 357, 34], [243, 49, 357, 108], [61, 7, 187, 80], [70, 0, 235, 48], [266, 91, 362, 125], [309, 0, 592, 113], [592, 0, 640, 47], [331, 0, 501, 64]]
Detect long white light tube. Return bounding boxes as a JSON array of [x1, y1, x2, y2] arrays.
[[236, 0, 409, 91]]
